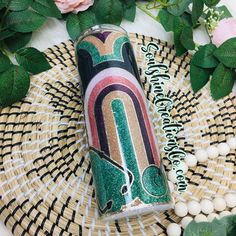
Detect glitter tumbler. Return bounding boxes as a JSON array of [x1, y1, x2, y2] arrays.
[[75, 24, 172, 220]]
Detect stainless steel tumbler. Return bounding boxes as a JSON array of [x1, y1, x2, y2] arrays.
[[75, 24, 172, 220]]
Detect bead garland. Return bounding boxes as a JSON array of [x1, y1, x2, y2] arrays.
[[166, 137, 236, 236]]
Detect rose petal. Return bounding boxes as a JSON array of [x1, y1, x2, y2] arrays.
[[55, 0, 94, 14], [212, 18, 236, 47], [73, 1, 94, 13]]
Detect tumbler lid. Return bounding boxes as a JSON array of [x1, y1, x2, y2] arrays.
[[75, 24, 127, 44]]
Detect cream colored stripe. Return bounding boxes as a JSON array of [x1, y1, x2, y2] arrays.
[[83, 32, 123, 56], [102, 91, 149, 172]]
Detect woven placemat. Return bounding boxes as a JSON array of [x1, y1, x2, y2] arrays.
[[0, 33, 236, 236]]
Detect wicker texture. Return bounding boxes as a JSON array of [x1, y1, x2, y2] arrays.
[[0, 33, 235, 236]]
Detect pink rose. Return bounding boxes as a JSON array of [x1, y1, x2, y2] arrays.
[[55, 0, 94, 14], [212, 18, 236, 47]]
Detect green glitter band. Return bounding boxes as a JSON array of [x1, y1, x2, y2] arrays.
[[76, 36, 129, 66]]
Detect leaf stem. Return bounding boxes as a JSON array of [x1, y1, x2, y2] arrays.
[[136, 2, 159, 22], [0, 40, 14, 60], [199, 17, 213, 43], [203, 7, 210, 13], [206, 27, 212, 43], [2, 0, 12, 21]]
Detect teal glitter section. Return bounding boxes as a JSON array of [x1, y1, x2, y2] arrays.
[[111, 99, 141, 199], [142, 165, 170, 197], [76, 36, 129, 66], [90, 99, 171, 215], [89, 149, 127, 213]]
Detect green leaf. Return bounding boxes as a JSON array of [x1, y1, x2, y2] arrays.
[[214, 5, 232, 20], [31, 0, 62, 18], [66, 14, 81, 40], [190, 63, 212, 92], [174, 32, 187, 56], [6, 9, 46, 33], [180, 26, 195, 50], [62, 12, 70, 21], [173, 18, 187, 56], [159, 10, 192, 32], [9, 0, 32, 11], [184, 220, 227, 236], [124, 6, 136, 22], [15, 47, 51, 74], [158, 9, 177, 32], [0, 29, 15, 40], [0, 51, 11, 73], [120, 0, 136, 22], [66, 11, 97, 40], [0, 8, 5, 22], [192, 44, 219, 68], [181, 12, 193, 27], [221, 215, 236, 236], [119, 0, 133, 8], [4, 32, 32, 52], [214, 37, 236, 68], [0, 0, 8, 10], [204, 0, 220, 7], [192, 0, 204, 25], [95, 0, 123, 25], [0, 65, 30, 107], [167, 0, 191, 16], [210, 63, 234, 100]]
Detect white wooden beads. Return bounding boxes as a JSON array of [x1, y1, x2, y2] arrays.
[[167, 138, 236, 189], [180, 162, 188, 174], [207, 213, 219, 221], [168, 170, 177, 183], [219, 211, 231, 218], [231, 207, 236, 214], [227, 137, 236, 149], [195, 149, 208, 162], [206, 146, 219, 159], [181, 216, 193, 229], [213, 197, 226, 212], [217, 143, 230, 156], [185, 153, 197, 167], [224, 193, 236, 208], [181, 137, 236, 170], [200, 199, 214, 214], [167, 137, 236, 235], [187, 201, 201, 216], [174, 202, 188, 217], [194, 214, 208, 222], [167, 223, 181, 236], [174, 194, 236, 220]]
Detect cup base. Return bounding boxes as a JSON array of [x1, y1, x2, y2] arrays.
[[101, 202, 173, 222]]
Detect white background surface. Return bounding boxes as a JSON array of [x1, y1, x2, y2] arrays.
[[1, 1, 235, 235]]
